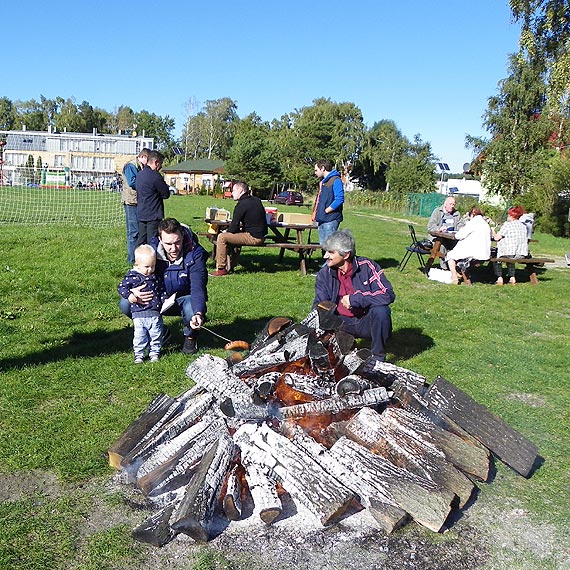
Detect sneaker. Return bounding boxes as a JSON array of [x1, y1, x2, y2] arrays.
[[209, 268, 229, 277], [182, 337, 198, 355], [149, 354, 160, 362], [134, 356, 144, 364]]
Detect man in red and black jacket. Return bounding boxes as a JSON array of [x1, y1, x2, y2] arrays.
[[313, 229, 395, 361]]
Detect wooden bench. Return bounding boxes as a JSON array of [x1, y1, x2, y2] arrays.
[[460, 257, 555, 285], [264, 242, 322, 275], [198, 233, 322, 276], [488, 257, 555, 285]]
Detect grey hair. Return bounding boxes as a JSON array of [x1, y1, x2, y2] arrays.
[[323, 229, 355, 257]]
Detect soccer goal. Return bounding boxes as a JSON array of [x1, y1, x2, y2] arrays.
[[0, 165, 123, 229]]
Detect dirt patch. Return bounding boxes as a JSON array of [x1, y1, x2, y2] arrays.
[[1, 470, 568, 570], [505, 392, 547, 408]]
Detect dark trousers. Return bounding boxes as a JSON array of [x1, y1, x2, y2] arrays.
[[339, 305, 392, 360], [137, 219, 160, 247]]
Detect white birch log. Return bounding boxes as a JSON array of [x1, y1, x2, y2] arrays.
[[280, 421, 408, 533], [335, 374, 371, 397], [136, 415, 227, 482], [280, 387, 389, 419], [108, 393, 176, 469], [121, 391, 215, 470], [330, 436, 454, 532], [185, 354, 252, 405], [243, 463, 282, 524], [344, 407, 476, 508], [223, 464, 243, 521], [234, 422, 355, 526]]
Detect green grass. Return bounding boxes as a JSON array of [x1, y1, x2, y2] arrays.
[[0, 194, 569, 569]]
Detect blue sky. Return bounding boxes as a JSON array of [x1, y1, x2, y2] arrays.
[[3, 0, 521, 173]]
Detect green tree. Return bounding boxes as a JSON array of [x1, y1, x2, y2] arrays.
[[0, 97, 14, 130], [479, 54, 554, 199], [134, 110, 175, 155], [224, 114, 282, 194], [183, 97, 238, 160], [272, 98, 365, 190], [358, 120, 408, 190], [385, 134, 437, 194]]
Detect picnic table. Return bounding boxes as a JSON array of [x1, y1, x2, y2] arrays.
[[425, 230, 554, 285], [202, 219, 322, 276]]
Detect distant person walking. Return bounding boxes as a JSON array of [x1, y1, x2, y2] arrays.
[[136, 150, 170, 246], [122, 148, 150, 264], [312, 160, 344, 245]]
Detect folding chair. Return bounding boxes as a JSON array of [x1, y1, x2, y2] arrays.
[[398, 224, 430, 272]]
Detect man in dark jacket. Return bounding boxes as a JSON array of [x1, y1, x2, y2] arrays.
[[135, 150, 170, 247], [210, 181, 268, 277], [313, 229, 395, 360], [121, 218, 208, 355], [313, 160, 344, 245]]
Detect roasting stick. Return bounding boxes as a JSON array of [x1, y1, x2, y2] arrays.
[[198, 324, 250, 351]]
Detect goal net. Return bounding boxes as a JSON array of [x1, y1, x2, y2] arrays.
[[0, 186, 122, 228], [0, 129, 133, 228]]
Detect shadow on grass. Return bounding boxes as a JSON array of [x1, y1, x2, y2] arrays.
[[387, 327, 435, 361], [0, 317, 277, 370]]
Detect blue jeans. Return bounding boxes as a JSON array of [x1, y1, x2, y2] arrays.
[[133, 315, 163, 358], [124, 204, 138, 264], [318, 220, 340, 245], [338, 305, 392, 359], [120, 294, 198, 338]]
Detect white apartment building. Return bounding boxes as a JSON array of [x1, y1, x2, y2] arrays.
[[0, 127, 154, 188]]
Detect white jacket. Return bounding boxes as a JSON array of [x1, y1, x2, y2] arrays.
[[447, 215, 491, 261]]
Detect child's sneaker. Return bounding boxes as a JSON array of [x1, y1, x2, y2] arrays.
[[134, 356, 144, 364], [149, 354, 160, 363]]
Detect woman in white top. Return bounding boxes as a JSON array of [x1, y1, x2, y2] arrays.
[[447, 206, 491, 284]]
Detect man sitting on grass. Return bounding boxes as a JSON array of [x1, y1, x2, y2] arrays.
[[313, 229, 395, 361]]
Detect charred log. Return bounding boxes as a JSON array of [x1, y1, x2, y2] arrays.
[[424, 376, 539, 477], [169, 433, 235, 541]]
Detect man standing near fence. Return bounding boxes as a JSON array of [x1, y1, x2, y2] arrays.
[[312, 160, 345, 245], [121, 148, 150, 264]]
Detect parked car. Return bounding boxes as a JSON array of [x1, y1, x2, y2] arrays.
[[273, 190, 304, 205]]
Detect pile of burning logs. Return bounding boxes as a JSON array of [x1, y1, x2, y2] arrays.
[[108, 303, 539, 547]]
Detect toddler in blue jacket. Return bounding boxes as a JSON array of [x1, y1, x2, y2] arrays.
[[118, 244, 167, 363]]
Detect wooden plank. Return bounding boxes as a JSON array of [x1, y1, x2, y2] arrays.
[[424, 376, 539, 477]]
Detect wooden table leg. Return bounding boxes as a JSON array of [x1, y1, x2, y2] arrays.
[[424, 239, 443, 274]]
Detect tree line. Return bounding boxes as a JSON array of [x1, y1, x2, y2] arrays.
[[0, 94, 440, 196], [1, 2, 568, 233]]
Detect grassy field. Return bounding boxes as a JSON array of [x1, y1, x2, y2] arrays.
[[0, 194, 569, 569]]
